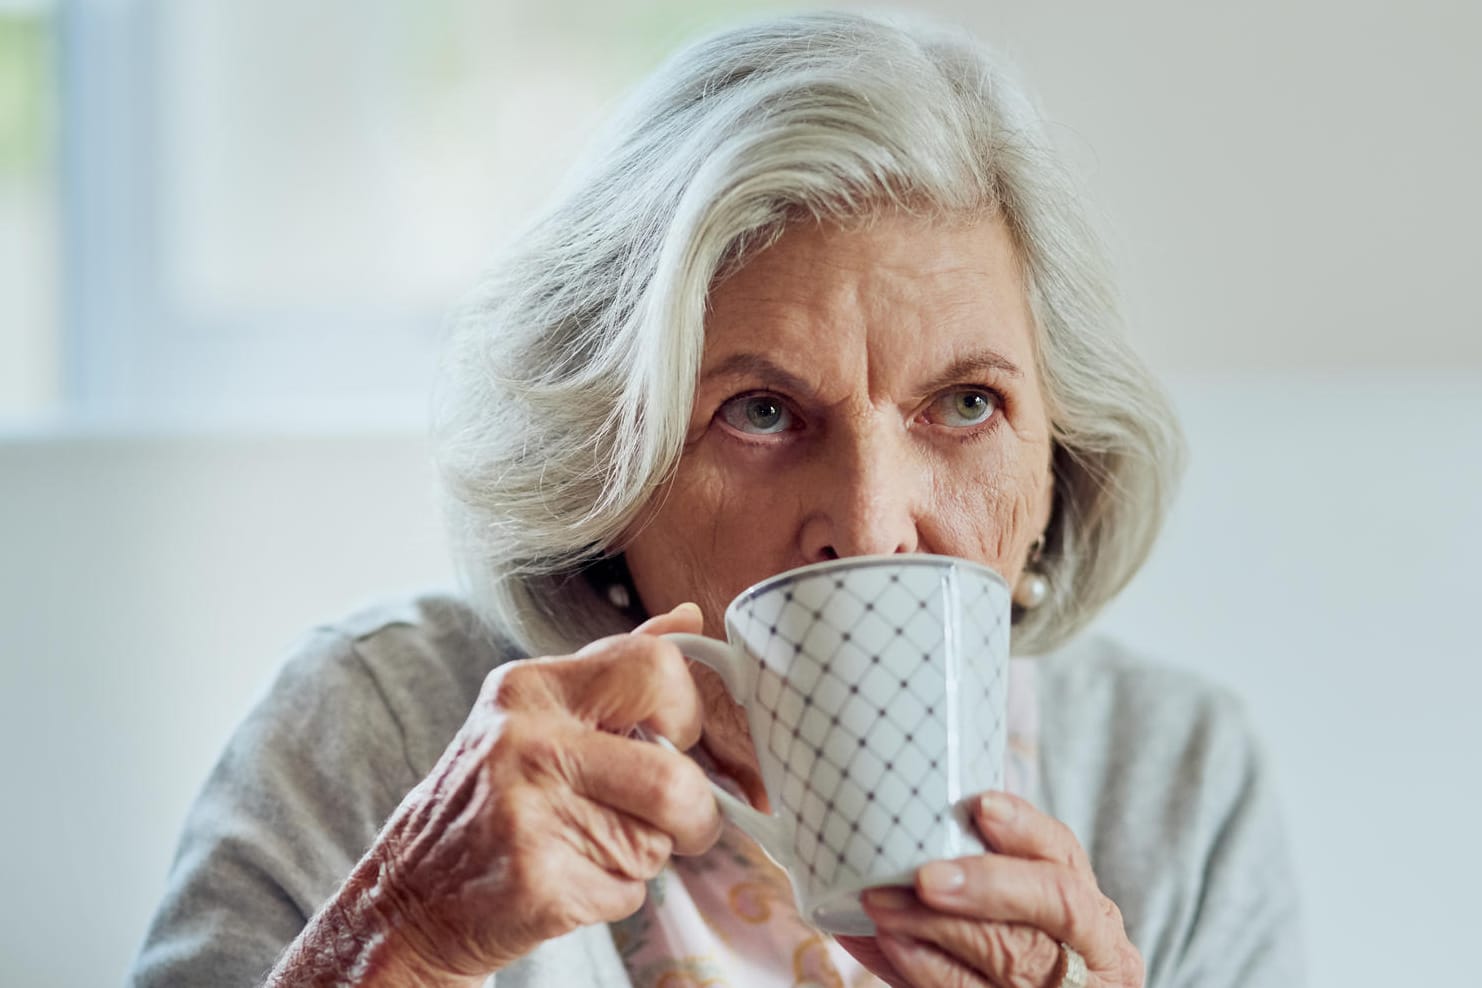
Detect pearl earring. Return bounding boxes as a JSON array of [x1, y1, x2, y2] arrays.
[[1013, 570, 1049, 609], [588, 552, 636, 612], [1013, 535, 1048, 610]]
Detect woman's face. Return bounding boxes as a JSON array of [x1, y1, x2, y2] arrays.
[[622, 212, 1056, 796], [625, 211, 1056, 627]]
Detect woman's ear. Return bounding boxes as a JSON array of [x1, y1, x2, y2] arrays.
[[1034, 443, 1058, 549]]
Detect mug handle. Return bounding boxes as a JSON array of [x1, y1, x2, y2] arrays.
[[659, 632, 793, 869]]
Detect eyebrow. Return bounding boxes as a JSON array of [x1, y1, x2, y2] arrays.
[[700, 352, 816, 395], [916, 350, 1025, 396], [700, 348, 1024, 397]]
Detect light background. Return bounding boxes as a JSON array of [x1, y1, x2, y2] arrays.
[[1, 1, 1478, 985]]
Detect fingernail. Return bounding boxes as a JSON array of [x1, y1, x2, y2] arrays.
[[632, 602, 699, 634], [917, 860, 965, 896], [862, 887, 916, 912], [979, 791, 1015, 824]]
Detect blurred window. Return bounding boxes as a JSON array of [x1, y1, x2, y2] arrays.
[[16, 0, 763, 428], [0, 1, 58, 420]]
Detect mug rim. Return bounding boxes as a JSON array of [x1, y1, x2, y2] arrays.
[[724, 552, 1009, 625]]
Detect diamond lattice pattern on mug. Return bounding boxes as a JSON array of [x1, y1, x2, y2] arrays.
[[735, 563, 1007, 894]]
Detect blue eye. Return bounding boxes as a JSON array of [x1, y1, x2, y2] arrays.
[[720, 394, 794, 435], [933, 389, 998, 427]]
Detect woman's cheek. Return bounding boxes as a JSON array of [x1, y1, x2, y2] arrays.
[[661, 458, 785, 619], [929, 447, 1046, 575]]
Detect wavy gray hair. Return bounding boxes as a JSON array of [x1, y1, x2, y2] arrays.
[[435, 11, 1184, 658]]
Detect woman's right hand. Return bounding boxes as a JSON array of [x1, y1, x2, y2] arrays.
[[272, 603, 721, 986]]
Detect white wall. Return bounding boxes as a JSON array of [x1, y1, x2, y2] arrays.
[[1098, 374, 1482, 983], [0, 433, 453, 988], [2, 375, 1478, 985], [934, 0, 1482, 374]]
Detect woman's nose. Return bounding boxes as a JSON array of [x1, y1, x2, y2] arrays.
[[798, 424, 922, 561]]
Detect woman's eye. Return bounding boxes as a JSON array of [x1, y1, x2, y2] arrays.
[[719, 394, 794, 435], [931, 388, 998, 427]]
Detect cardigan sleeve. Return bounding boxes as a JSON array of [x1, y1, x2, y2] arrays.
[[129, 627, 421, 987]]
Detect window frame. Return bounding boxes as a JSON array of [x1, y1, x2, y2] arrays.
[[59, 0, 440, 426]]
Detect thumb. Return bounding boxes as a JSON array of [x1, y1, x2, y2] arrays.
[[632, 601, 704, 637]]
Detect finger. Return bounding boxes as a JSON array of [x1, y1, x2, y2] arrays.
[[501, 633, 704, 748], [586, 635, 705, 747], [558, 853, 651, 927], [867, 855, 1122, 971], [511, 757, 678, 883], [570, 727, 722, 856], [553, 794, 678, 884], [875, 931, 994, 988], [490, 720, 688, 915], [973, 792, 1093, 874], [632, 601, 704, 636], [505, 836, 651, 946], [865, 887, 1065, 988], [488, 776, 662, 920]]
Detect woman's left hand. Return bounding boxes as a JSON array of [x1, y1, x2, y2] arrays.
[[836, 791, 1144, 988]]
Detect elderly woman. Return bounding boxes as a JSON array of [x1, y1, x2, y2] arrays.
[[133, 12, 1301, 988]]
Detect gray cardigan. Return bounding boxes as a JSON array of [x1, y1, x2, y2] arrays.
[[131, 594, 1304, 986]]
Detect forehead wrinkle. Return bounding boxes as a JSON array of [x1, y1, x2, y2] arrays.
[[703, 302, 870, 406], [704, 218, 1031, 411]]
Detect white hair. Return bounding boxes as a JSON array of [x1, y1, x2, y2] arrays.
[[435, 10, 1184, 657]]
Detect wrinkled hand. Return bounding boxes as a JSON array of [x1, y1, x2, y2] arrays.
[[837, 792, 1144, 988], [362, 603, 721, 981]]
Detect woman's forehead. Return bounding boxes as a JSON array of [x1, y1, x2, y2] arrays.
[[699, 213, 1037, 389]]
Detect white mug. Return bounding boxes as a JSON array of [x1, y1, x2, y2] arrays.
[[665, 553, 1012, 935]]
